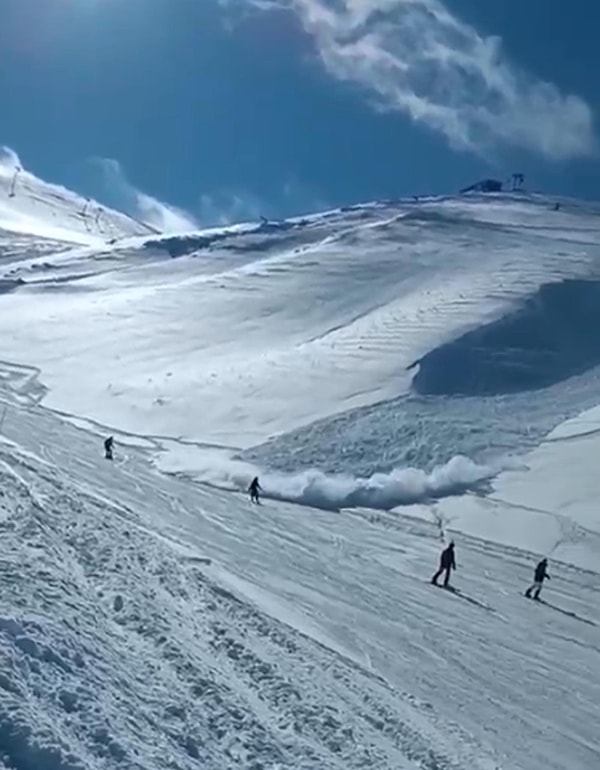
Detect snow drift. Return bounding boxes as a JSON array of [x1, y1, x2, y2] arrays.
[[412, 278, 600, 395]]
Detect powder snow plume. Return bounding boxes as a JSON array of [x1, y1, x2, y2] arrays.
[[169, 450, 516, 511]]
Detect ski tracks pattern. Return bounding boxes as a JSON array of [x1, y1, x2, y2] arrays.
[[0, 449, 501, 770]]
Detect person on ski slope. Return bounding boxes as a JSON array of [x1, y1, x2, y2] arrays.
[[431, 541, 456, 587], [525, 558, 550, 600], [104, 436, 114, 461], [249, 476, 262, 504]]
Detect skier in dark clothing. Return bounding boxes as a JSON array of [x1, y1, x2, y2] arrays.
[[248, 476, 262, 504], [104, 436, 114, 461], [431, 541, 456, 587], [525, 558, 550, 600]]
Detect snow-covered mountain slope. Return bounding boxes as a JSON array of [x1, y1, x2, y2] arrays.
[[1, 183, 600, 454], [2, 164, 600, 526], [0, 151, 154, 246], [1, 396, 598, 770], [1, 162, 600, 770]]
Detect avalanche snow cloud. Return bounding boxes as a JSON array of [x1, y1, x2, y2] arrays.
[[233, 0, 595, 157], [166, 449, 507, 513]]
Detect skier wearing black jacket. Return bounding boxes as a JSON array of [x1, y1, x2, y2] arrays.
[[248, 476, 262, 504], [525, 558, 550, 600], [104, 436, 114, 461], [431, 541, 456, 588]]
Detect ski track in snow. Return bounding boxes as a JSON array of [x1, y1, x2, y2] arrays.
[[0, 411, 505, 770]]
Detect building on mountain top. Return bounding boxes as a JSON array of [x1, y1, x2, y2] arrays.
[[459, 178, 503, 194]]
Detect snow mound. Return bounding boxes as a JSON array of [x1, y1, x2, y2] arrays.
[[412, 279, 600, 395]]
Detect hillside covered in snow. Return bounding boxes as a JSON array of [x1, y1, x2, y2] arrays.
[[0, 155, 599, 770]]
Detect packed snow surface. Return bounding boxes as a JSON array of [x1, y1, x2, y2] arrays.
[[0, 157, 599, 769], [1, 399, 599, 770]]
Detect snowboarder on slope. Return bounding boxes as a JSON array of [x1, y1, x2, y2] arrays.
[[431, 541, 456, 588], [249, 476, 262, 504], [525, 558, 550, 600], [104, 436, 114, 461]]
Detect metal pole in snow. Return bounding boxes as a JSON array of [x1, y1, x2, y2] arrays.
[[9, 167, 21, 197]]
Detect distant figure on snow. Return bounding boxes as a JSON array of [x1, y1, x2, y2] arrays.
[[248, 476, 262, 504], [511, 172, 525, 192], [104, 436, 114, 461], [525, 558, 550, 600], [431, 541, 456, 588]]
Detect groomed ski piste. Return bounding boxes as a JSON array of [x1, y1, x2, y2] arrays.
[[0, 150, 599, 770]]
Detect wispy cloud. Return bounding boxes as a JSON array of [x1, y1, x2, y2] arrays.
[[198, 181, 330, 225], [231, 0, 595, 160], [90, 158, 308, 231], [90, 158, 198, 233], [198, 191, 264, 226], [282, 176, 331, 215]]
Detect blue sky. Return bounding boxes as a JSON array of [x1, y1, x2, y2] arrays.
[[1, 0, 598, 227]]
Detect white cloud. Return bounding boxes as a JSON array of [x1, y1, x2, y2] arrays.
[[197, 183, 329, 225], [233, 0, 595, 160], [198, 191, 264, 226], [91, 158, 198, 233]]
